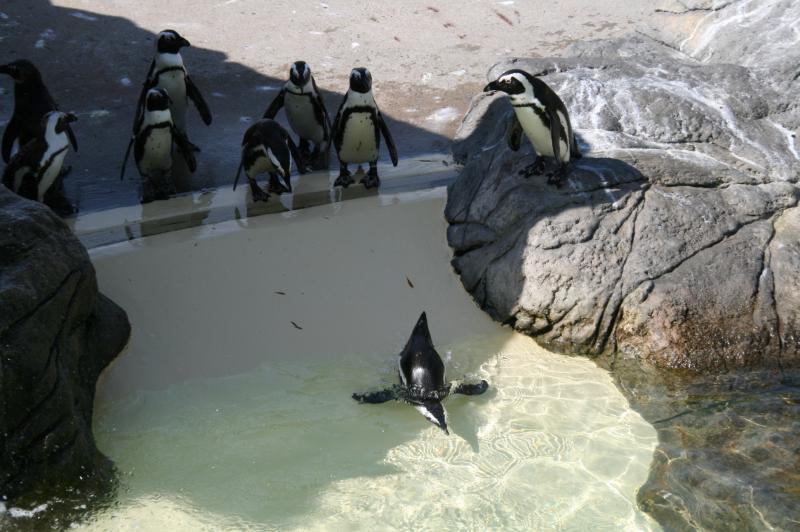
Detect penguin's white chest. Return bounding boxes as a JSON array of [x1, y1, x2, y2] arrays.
[[37, 148, 67, 201], [339, 112, 377, 164], [139, 127, 173, 176], [158, 71, 187, 128], [514, 106, 570, 162], [246, 148, 278, 178], [285, 93, 324, 143]]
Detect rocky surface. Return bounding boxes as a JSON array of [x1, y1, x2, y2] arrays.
[[0, 186, 130, 515], [447, 0, 800, 529]]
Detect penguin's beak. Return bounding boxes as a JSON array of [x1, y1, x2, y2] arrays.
[[65, 113, 78, 123], [179, 37, 191, 49], [0, 64, 18, 80], [483, 80, 500, 93]]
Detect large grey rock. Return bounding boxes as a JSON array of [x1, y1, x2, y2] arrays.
[[447, 1, 800, 529], [0, 186, 130, 508]]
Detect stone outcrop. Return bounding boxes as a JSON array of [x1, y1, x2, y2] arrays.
[[0, 186, 130, 506], [447, 0, 800, 529]]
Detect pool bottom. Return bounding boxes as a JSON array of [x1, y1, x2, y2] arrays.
[[83, 332, 658, 531]]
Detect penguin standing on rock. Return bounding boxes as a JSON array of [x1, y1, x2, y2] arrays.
[[353, 312, 489, 435], [263, 61, 331, 170], [332, 67, 398, 189], [0, 59, 78, 163], [484, 69, 580, 185], [2, 111, 77, 214], [120, 88, 197, 203], [132, 30, 211, 148], [233, 119, 304, 202]]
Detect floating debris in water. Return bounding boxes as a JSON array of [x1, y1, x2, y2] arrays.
[[275, 291, 286, 295], [119, 77, 132, 87], [406, 277, 414, 288], [291, 321, 303, 330]]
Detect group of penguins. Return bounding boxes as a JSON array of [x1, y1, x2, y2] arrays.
[[1, 28, 581, 218], [1, 28, 582, 433]]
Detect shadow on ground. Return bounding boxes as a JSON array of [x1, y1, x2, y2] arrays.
[[0, 0, 451, 214]]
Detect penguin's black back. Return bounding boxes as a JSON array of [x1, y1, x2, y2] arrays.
[[13, 78, 57, 145], [242, 119, 292, 170], [399, 312, 446, 394]]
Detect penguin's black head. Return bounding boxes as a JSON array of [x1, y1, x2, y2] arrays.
[[146, 88, 172, 111], [47, 111, 78, 135], [157, 29, 191, 54], [349, 67, 372, 93], [290, 61, 311, 86], [0, 59, 42, 84], [484, 70, 527, 96]]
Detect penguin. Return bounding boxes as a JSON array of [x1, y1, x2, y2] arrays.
[[120, 88, 197, 203], [331, 67, 398, 189], [484, 69, 581, 185], [233, 119, 304, 202], [352, 312, 489, 435], [263, 61, 332, 170], [0, 59, 78, 164], [131, 29, 211, 146], [2, 111, 77, 213]]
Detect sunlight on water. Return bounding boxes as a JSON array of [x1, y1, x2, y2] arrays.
[[86, 333, 658, 531]]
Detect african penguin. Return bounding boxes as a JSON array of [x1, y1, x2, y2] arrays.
[[233, 119, 304, 202], [0, 59, 78, 164], [120, 88, 197, 203], [2, 111, 77, 214], [485, 69, 581, 185], [352, 312, 489, 435], [331, 67, 398, 189], [263, 61, 331, 170], [132, 30, 211, 147]]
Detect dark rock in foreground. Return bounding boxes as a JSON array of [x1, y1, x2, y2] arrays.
[[0, 186, 130, 512], [447, 0, 800, 529]]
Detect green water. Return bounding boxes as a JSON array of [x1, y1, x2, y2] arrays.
[[84, 332, 658, 531]]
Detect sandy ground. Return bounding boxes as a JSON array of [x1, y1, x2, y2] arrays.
[[0, 0, 657, 211]]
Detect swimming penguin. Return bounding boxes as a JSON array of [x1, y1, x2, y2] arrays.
[[352, 312, 489, 435], [132, 29, 211, 145], [331, 67, 398, 189], [120, 88, 197, 203], [233, 119, 304, 202], [484, 69, 581, 185], [263, 61, 331, 170], [0, 60, 78, 164], [2, 111, 77, 212]]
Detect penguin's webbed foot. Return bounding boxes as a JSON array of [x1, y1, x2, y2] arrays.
[[361, 169, 380, 189], [546, 165, 569, 188], [334, 167, 354, 188], [248, 180, 270, 202], [453, 380, 489, 396], [268, 174, 290, 195], [519, 156, 546, 178]]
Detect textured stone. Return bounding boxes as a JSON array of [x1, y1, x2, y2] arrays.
[[0, 186, 130, 503]]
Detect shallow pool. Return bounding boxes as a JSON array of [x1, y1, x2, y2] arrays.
[[82, 189, 658, 530]]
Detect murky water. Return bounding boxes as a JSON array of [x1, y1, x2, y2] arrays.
[[83, 332, 658, 531]]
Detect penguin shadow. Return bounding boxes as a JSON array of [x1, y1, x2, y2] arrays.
[[0, 0, 452, 215], [447, 386, 498, 453]]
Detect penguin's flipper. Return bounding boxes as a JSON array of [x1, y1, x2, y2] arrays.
[[547, 106, 565, 165], [452, 380, 489, 396], [331, 96, 348, 155], [262, 88, 285, 119], [233, 161, 244, 191], [66, 124, 78, 152], [378, 113, 398, 167], [120, 136, 134, 181], [284, 133, 307, 175], [352, 387, 399, 404], [507, 115, 523, 152], [186, 75, 212, 126], [2, 115, 19, 163], [133, 61, 156, 135], [172, 125, 197, 173]]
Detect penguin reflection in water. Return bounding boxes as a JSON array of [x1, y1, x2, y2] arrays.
[[484, 69, 581, 186], [120, 88, 197, 203], [332, 67, 398, 189], [2, 111, 78, 208], [234, 119, 305, 202], [353, 312, 489, 435]]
